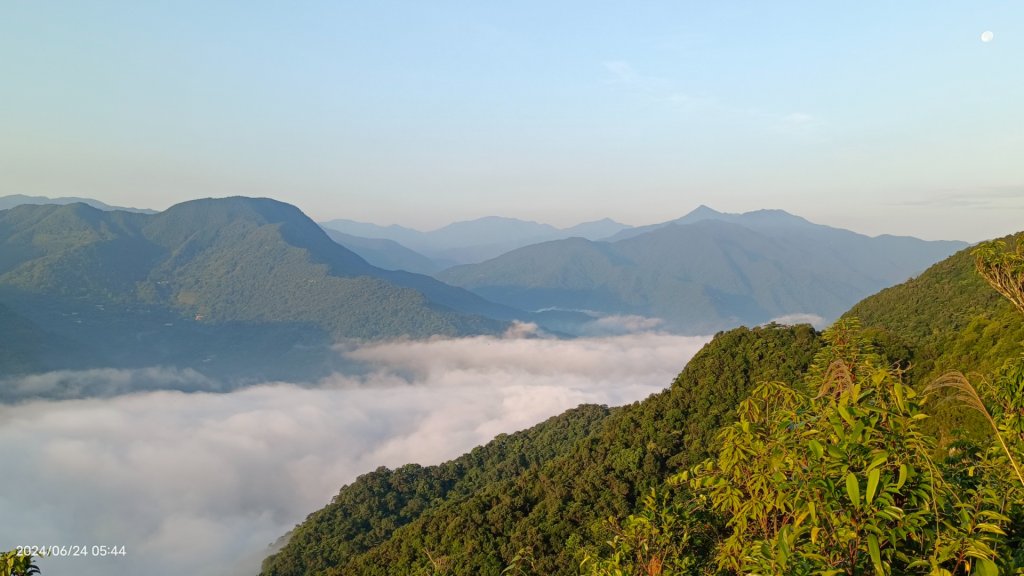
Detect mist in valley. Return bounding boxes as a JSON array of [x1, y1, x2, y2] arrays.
[[0, 329, 709, 576]]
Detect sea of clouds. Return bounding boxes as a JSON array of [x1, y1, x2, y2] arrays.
[[0, 329, 709, 576]]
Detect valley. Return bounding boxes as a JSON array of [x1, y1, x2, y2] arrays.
[[3, 3, 1022, 575], [2, 194, 1020, 576]]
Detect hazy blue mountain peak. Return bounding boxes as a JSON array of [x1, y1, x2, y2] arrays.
[[441, 215, 548, 227], [562, 217, 632, 240], [323, 229, 443, 274], [0, 194, 156, 214], [322, 215, 609, 264], [674, 205, 809, 227], [608, 205, 822, 242], [431, 215, 557, 237], [735, 208, 814, 228], [680, 204, 724, 220], [440, 208, 968, 334], [161, 196, 305, 222]]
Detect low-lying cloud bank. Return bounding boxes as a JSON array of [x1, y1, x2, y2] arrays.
[[0, 366, 223, 401], [0, 332, 710, 576], [768, 312, 826, 328]]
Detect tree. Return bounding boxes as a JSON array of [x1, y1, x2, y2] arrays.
[[578, 232, 1024, 575], [579, 488, 714, 576], [692, 320, 1023, 574], [973, 233, 1024, 316], [0, 551, 41, 576], [581, 319, 1023, 575]]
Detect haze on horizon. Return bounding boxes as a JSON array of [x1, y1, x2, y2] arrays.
[[1, 2, 1022, 242]]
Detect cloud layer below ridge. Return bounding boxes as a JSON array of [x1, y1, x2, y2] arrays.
[[0, 331, 709, 576]]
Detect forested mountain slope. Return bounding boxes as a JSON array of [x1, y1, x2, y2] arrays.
[[0, 198, 513, 386], [264, 233, 1024, 576], [439, 210, 964, 333], [845, 235, 1024, 386], [261, 324, 822, 575], [263, 404, 613, 576], [843, 236, 1024, 443]]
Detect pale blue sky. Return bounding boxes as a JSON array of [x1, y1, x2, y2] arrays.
[[1, 1, 1021, 240]]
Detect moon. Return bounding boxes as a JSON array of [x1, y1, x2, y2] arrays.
[[981, 30, 994, 43]]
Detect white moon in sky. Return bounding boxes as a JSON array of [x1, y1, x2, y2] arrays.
[[981, 30, 994, 43]]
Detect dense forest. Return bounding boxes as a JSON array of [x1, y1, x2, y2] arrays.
[[437, 209, 964, 334], [261, 235, 1024, 575], [8, 235, 1022, 576], [261, 322, 820, 576], [0, 198, 512, 386]]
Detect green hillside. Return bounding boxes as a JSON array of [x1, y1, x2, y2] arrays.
[[264, 404, 613, 576], [263, 233, 1024, 575], [843, 235, 1024, 444], [438, 211, 965, 334], [261, 324, 822, 575], [845, 235, 1024, 386], [0, 198, 510, 387]]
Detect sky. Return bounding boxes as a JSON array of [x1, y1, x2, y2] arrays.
[[1, 1, 1022, 241], [0, 331, 710, 576]]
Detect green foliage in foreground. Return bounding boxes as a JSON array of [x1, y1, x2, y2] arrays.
[[845, 236, 1024, 389], [576, 489, 716, 576], [0, 551, 41, 576], [585, 330, 1024, 574], [264, 235, 1024, 576], [691, 326, 1020, 574], [974, 233, 1024, 317], [844, 236, 1024, 446], [581, 237, 1024, 576]]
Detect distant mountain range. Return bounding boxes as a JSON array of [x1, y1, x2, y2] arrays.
[[322, 229, 445, 275], [319, 216, 632, 265], [0, 193, 157, 213], [0, 197, 523, 388], [0, 197, 969, 393], [438, 206, 967, 333]]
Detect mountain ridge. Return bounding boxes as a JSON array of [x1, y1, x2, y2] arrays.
[[260, 323, 823, 576], [0, 197, 518, 388], [322, 229, 444, 274], [438, 212, 966, 333], [0, 193, 157, 214], [319, 216, 632, 265], [260, 232, 1023, 576]]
